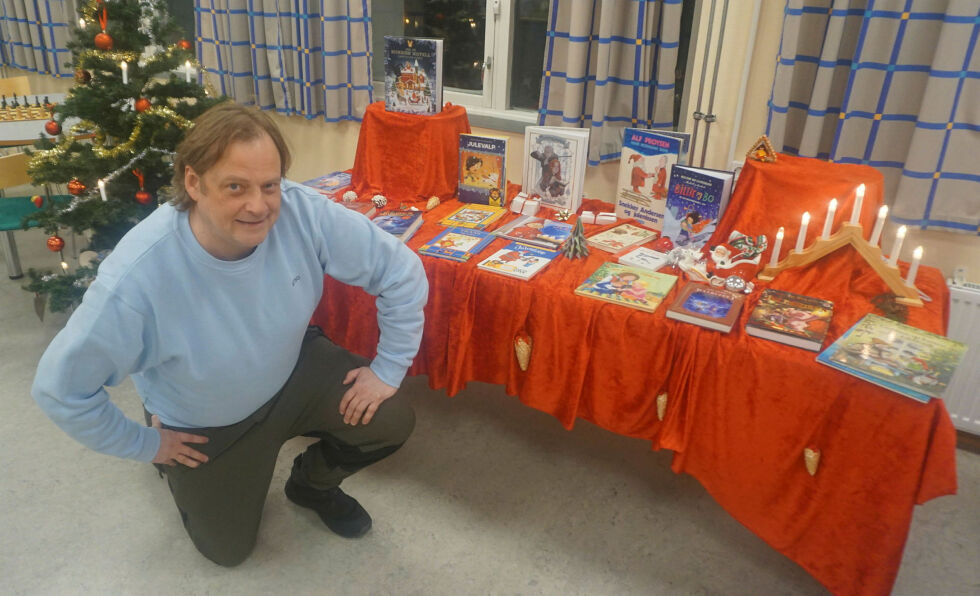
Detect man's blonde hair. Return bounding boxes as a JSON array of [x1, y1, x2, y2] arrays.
[[170, 101, 292, 210]]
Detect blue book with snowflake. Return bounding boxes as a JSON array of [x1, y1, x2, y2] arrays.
[[661, 165, 734, 250], [384, 36, 444, 115]]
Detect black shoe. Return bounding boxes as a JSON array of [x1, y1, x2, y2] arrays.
[[285, 477, 373, 538]]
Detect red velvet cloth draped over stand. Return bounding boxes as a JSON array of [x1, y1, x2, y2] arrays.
[[312, 154, 957, 596]]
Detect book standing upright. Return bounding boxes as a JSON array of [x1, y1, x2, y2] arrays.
[[661, 165, 734, 250], [614, 128, 683, 231], [384, 36, 444, 115], [522, 126, 590, 213], [458, 134, 508, 206]]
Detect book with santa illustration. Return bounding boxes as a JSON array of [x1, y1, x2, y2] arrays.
[[661, 165, 734, 250], [613, 128, 683, 231]]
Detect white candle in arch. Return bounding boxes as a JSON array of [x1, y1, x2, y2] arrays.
[[822, 198, 837, 239], [906, 246, 923, 286], [888, 225, 907, 267], [850, 183, 865, 225], [795, 212, 810, 252], [869, 205, 888, 247]]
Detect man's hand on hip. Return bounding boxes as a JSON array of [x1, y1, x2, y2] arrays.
[[339, 366, 397, 425], [151, 414, 210, 468]]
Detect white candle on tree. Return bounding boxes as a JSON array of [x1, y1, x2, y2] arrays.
[[850, 183, 865, 225], [906, 246, 923, 286], [98, 179, 107, 202], [78, 18, 85, 29], [185, 61, 192, 83], [887, 225, 907, 267], [821, 198, 837, 239], [121, 61, 128, 85], [869, 205, 888, 246], [769, 227, 784, 268], [795, 212, 810, 252]]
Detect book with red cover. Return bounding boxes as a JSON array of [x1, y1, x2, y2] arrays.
[[745, 289, 834, 351]]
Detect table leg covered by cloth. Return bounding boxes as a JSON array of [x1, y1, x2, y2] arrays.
[[311, 154, 957, 596]]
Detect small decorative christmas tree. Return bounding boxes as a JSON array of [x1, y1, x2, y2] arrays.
[[24, 0, 222, 313], [562, 218, 590, 259]]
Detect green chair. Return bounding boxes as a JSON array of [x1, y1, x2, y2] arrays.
[[0, 151, 46, 279]]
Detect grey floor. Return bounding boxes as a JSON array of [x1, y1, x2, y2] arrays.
[[2, 226, 979, 596]]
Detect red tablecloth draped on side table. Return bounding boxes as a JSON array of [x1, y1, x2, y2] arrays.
[[313, 154, 957, 596]]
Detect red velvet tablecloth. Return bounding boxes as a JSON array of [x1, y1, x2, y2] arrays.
[[312, 154, 957, 596]]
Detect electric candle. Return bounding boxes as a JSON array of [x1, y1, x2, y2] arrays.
[[78, 18, 85, 29], [185, 61, 192, 83], [821, 198, 837, 239], [906, 246, 923, 286], [98, 179, 107, 202], [850, 183, 865, 225], [888, 225, 907, 267], [795, 212, 810, 252], [120, 61, 128, 85], [60, 261, 69, 272], [869, 205, 888, 247], [769, 227, 784, 267]]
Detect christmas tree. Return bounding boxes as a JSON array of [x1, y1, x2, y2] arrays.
[[24, 0, 222, 313]]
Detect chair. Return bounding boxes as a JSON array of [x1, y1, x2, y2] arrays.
[[0, 151, 38, 279]]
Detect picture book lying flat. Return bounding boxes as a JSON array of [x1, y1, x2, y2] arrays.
[[574, 262, 678, 313]]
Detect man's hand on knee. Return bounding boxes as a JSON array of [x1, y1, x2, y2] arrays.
[[339, 367, 397, 426], [151, 415, 210, 468]]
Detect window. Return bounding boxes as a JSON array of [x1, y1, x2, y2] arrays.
[[372, 0, 548, 125]]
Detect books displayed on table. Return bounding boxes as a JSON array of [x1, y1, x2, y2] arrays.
[[418, 227, 496, 262], [816, 314, 967, 403], [302, 171, 352, 198], [494, 215, 573, 250], [458, 133, 508, 206], [617, 246, 670, 272], [665, 283, 745, 333], [614, 128, 683, 231], [438, 204, 507, 230], [522, 126, 590, 213], [574, 262, 678, 313], [372, 210, 424, 242], [661, 165, 735, 250], [340, 201, 377, 218], [383, 36, 443, 115], [746, 289, 834, 351], [586, 222, 659, 253], [477, 241, 561, 280]]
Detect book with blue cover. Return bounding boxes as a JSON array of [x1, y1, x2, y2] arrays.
[[614, 129, 683, 231], [458, 133, 508, 206], [418, 227, 496, 262], [302, 171, 352, 197], [661, 165, 734, 250], [477, 241, 561, 280], [494, 215, 573, 250], [372, 210, 424, 242], [384, 36, 443, 115]]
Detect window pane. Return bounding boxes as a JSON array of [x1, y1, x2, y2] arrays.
[[372, 0, 486, 94], [510, 0, 548, 110]]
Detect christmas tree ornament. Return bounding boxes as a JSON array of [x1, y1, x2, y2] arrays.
[[94, 0, 113, 50], [30, 195, 44, 208], [371, 194, 388, 209], [44, 119, 62, 136], [74, 68, 92, 84], [514, 335, 533, 371], [803, 446, 821, 476], [132, 169, 151, 204], [656, 392, 668, 421], [555, 209, 571, 222], [178, 39, 192, 51], [67, 179, 86, 195], [425, 196, 440, 210], [342, 190, 357, 204], [561, 218, 589, 259], [46, 235, 66, 252], [134, 97, 151, 112], [747, 135, 777, 163]]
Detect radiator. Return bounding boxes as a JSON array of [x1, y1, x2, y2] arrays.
[[945, 280, 980, 436]]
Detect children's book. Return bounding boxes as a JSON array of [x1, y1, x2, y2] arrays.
[[614, 129, 683, 231], [574, 262, 678, 313], [586, 222, 659, 253], [617, 246, 670, 272], [372, 210, 424, 242], [661, 165, 735, 250], [341, 201, 377, 218], [745, 289, 834, 351], [458, 134, 508, 206], [477, 241, 561, 280], [494, 215, 573, 250], [522, 126, 590, 213], [438, 204, 507, 230], [384, 36, 443, 115], [418, 227, 496, 262], [816, 314, 967, 403], [665, 283, 745, 333], [302, 171, 352, 198]]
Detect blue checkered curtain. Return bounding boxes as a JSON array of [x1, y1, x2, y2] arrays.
[[538, 0, 682, 165], [196, 0, 373, 121], [767, 0, 979, 234], [0, 0, 72, 76]]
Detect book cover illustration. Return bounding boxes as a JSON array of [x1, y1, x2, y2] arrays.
[[522, 126, 589, 212], [384, 36, 443, 115], [477, 241, 561, 280], [617, 246, 670, 272], [746, 289, 834, 351], [661, 165, 734, 250], [458, 134, 507, 206], [587, 223, 659, 253], [418, 227, 495, 261], [614, 129, 683, 231], [438, 204, 507, 230], [372, 210, 424, 241], [816, 314, 967, 402], [302, 171, 352, 196], [495, 215, 573, 250], [574, 262, 678, 313], [665, 283, 745, 333]]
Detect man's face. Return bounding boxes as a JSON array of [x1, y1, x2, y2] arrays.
[[185, 133, 282, 260]]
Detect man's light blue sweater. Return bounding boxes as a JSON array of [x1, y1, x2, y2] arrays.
[[32, 180, 428, 463]]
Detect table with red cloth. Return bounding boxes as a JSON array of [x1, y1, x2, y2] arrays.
[[312, 154, 957, 596]]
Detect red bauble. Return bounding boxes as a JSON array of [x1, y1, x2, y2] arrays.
[[74, 69, 92, 84], [67, 179, 86, 195], [30, 195, 43, 208], [44, 120, 62, 136], [178, 39, 192, 51], [46, 235, 65, 252], [134, 98, 151, 112], [135, 190, 152, 205], [94, 32, 113, 50]]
